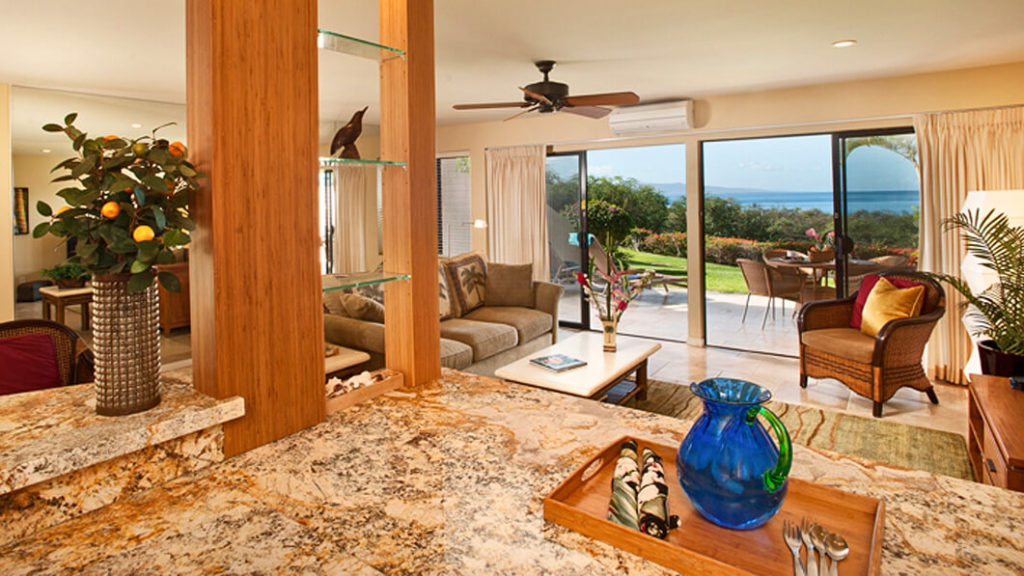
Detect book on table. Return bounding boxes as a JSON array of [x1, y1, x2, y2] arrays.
[[530, 353, 587, 372]]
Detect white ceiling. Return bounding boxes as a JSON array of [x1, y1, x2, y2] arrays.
[[3, 0, 1024, 154]]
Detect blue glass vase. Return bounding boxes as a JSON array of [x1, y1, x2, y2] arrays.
[[676, 378, 792, 530]]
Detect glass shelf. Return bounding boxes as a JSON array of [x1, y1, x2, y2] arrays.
[[319, 157, 407, 167], [317, 28, 404, 61], [322, 270, 410, 293]]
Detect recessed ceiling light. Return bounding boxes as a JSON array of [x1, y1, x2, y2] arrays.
[[131, 123, 143, 128], [41, 148, 51, 153], [832, 39, 857, 48]]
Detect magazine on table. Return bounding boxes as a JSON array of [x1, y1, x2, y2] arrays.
[[530, 353, 587, 372]]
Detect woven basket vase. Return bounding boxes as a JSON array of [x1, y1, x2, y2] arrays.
[[91, 274, 161, 416], [808, 247, 835, 263]]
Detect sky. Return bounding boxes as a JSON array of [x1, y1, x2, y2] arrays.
[[575, 134, 919, 192]]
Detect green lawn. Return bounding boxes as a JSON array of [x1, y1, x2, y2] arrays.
[[621, 249, 747, 294]]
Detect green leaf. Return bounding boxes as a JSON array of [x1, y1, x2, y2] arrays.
[[143, 175, 168, 193], [37, 201, 53, 217], [42, 123, 64, 133], [155, 249, 177, 265], [179, 164, 196, 178], [64, 112, 78, 125], [128, 270, 156, 293], [70, 154, 96, 178], [73, 132, 87, 151], [135, 187, 147, 206], [136, 240, 159, 261], [130, 259, 151, 274], [158, 271, 182, 293], [151, 206, 166, 229], [51, 174, 78, 183], [32, 222, 51, 238], [77, 241, 98, 259]]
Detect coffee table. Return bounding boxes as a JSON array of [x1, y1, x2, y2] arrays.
[[495, 332, 661, 405], [39, 286, 93, 331]]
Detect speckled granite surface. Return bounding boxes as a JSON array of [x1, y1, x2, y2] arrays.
[[1, 369, 1022, 575], [0, 374, 244, 495]]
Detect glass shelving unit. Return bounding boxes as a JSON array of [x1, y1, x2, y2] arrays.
[[316, 29, 404, 61], [322, 270, 410, 293], [318, 157, 407, 168]]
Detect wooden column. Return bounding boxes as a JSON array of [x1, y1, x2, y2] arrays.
[[186, 0, 325, 456], [380, 0, 442, 386]]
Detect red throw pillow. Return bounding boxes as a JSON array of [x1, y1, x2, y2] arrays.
[[850, 274, 922, 329], [0, 334, 63, 396]]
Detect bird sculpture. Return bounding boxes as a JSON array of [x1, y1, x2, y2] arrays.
[[330, 106, 368, 159]]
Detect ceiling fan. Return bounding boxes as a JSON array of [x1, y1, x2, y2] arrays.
[[452, 60, 640, 120]]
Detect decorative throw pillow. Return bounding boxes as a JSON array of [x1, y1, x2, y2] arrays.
[[860, 277, 926, 337], [341, 294, 386, 323], [445, 252, 487, 316], [0, 334, 62, 396], [322, 290, 348, 316], [850, 274, 922, 329], [485, 262, 534, 307], [438, 263, 454, 320]]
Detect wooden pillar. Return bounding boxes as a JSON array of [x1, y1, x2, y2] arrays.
[[380, 0, 442, 386], [186, 0, 325, 456]]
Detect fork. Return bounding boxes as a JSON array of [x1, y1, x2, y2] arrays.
[[801, 517, 818, 576], [783, 519, 805, 576]]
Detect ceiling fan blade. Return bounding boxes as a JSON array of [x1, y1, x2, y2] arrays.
[[562, 106, 611, 119], [564, 91, 640, 107], [504, 106, 539, 122], [453, 102, 530, 110], [518, 86, 553, 106]]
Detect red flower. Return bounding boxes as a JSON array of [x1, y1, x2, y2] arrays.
[[576, 272, 587, 286]]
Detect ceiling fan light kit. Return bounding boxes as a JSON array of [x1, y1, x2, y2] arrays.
[[453, 60, 639, 120]]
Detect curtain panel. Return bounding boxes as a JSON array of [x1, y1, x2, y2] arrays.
[[485, 145, 549, 281], [330, 165, 368, 273], [914, 106, 1024, 384]]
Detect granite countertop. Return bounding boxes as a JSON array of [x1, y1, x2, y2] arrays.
[[0, 373, 245, 495], [2, 369, 1022, 574]]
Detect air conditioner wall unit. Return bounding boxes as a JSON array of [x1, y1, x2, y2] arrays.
[[608, 100, 693, 135]]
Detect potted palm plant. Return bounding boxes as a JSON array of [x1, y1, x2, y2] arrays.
[[922, 209, 1024, 377]]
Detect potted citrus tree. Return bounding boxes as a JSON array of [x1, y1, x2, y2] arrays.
[[921, 209, 1024, 378], [34, 113, 201, 415]]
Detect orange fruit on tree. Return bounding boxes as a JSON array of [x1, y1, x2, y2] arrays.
[[168, 141, 186, 157], [56, 206, 71, 216], [101, 201, 121, 219], [133, 225, 155, 243], [104, 135, 119, 142]]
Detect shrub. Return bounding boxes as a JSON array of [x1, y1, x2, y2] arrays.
[[640, 232, 688, 258], [704, 236, 772, 265]]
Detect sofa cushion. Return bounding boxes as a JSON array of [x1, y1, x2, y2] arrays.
[[440, 318, 518, 362], [341, 294, 386, 323], [445, 252, 487, 316], [438, 263, 454, 321], [440, 338, 473, 369], [485, 262, 534, 308], [801, 328, 876, 364], [860, 277, 924, 337], [322, 291, 348, 316], [463, 306, 552, 344], [0, 334, 62, 396]]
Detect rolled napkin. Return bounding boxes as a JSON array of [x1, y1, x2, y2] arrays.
[[637, 447, 677, 539], [607, 439, 641, 530]]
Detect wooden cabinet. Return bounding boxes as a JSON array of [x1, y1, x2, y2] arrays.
[[158, 262, 190, 334], [968, 373, 1024, 491]]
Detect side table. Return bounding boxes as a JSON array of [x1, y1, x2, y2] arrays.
[[968, 373, 1024, 491], [39, 286, 93, 331]]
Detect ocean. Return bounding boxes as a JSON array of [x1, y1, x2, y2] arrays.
[[690, 188, 918, 214]]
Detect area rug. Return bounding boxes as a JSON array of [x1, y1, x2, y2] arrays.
[[628, 379, 974, 481]]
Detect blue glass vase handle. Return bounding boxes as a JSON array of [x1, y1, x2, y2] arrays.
[[745, 405, 792, 493]]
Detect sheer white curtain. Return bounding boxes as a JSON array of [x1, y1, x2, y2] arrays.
[[915, 106, 1024, 384], [485, 145, 549, 281], [333, 165, 368, 272]]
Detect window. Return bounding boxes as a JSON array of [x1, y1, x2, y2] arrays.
[[437, 156, 472, 257]]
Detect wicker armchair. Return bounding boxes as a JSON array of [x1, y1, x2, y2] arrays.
[[797, 273, 944, 417], [0, 319, 94, 387]]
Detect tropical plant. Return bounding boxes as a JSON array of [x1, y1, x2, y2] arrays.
[[33, 113, 200, 292], [920, 209, 1024, 355], [576, 264, 654, 324], [804, 227, 835, 250]]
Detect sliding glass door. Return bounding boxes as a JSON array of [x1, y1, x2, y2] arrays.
[[546, 152, 589, 328]]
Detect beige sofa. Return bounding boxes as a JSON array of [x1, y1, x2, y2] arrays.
[[323, 254, 563, 376]]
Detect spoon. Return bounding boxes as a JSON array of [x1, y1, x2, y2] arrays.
[[825, 533, 849, 576], [810, 525, 829, 576]]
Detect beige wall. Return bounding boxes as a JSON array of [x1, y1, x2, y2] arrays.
[[12, 154, 65, 283], [0, 84, 13, 320], [435, 60, 1024, 342]]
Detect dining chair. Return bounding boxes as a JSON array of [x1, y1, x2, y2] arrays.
[[737, 259, 804, 329]]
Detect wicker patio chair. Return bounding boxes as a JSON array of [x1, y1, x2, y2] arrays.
[[797, 272, 944, 417], [0, 319, 94, 388], [737, 258, 804, 329]]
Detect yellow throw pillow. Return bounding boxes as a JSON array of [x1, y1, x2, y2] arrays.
[[860, 277, 925, 337]]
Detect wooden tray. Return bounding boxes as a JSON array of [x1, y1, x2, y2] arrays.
[[544, 436, 884, 575]]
